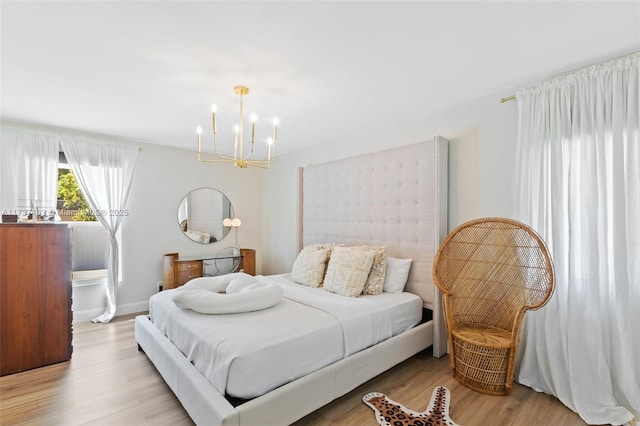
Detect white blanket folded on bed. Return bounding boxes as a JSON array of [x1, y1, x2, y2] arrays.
[[174, 273, 284, 314], [273, 275, 394, 356]]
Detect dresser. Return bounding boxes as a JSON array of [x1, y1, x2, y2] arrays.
[[0, 224, 73, 376], [162, 248, 256, 290]]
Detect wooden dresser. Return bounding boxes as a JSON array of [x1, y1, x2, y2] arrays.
[[162, 248, 256, 290], [0, 224, 73, 376]]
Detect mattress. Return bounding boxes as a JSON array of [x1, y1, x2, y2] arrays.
[[148, 273, 422, 399]]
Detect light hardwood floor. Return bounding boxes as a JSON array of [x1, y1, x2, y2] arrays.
[[0, 314, 588, 426]]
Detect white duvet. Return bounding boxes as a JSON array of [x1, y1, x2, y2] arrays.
[[148, 273, 422, 399]]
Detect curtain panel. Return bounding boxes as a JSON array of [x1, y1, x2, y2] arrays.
[[61, 138, 138, 323], [515, 52, 639, 425], [0, 126, 59, 219]]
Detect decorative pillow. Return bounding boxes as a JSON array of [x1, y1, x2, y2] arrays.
[[359, 245, 387, 295], [184, 229, 211, 243], [311, 243, 339, 252], [383, 257, 412, 293], [312, 243, 338, 269], [173, 282, 283, 314], [181, 274, 236, 292], [323, 246, 376, 297], [226, 273, 259, 294], [291, 246, 331, 287]]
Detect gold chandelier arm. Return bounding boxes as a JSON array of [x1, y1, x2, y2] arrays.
[[198, 151, 236, 162], [270, 140, 276, 162], [243, 144, 255, 161], [243, 159, 274, 169], [198, 130, 236, 162], [198, 157, 273, 169], [197, 157, 241, 164], [211, 131, 237, 161]]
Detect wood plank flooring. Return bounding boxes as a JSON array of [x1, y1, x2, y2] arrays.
[[0, 314, 588, 426]]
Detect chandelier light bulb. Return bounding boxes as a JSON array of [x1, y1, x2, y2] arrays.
[[267, 137, 273, 145], [251, 113, 257, 123], [196, 126, 202, 135], [273, 118, 279, 126], [211, 104, 217, 113], [234, 125, 240, 133]]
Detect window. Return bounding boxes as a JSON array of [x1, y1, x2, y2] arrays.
[[57, 152, 109, 283], [57, 152, 96, 222]]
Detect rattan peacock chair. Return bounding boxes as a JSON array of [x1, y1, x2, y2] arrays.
[[433, 217, 555, 395]]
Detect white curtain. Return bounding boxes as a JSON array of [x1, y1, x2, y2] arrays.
[[0, 126, 59, 219], [515, 52, 640, 425], [61, 138, 138, 323]]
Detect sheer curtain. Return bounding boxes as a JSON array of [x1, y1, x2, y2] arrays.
[[515, 53, 639, 425], [61, 138, 138, 323], [0, 126, 59, 219]]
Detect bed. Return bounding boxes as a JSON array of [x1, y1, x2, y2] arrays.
[[135, 136, 449, 425]]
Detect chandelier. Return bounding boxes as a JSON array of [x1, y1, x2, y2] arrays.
[[196, 85, 279, 168]]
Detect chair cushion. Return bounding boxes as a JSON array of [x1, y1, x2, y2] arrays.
[[451, 323, 512, 348]]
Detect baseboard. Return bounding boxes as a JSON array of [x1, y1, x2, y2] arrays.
[[73, 301, 149, 323]]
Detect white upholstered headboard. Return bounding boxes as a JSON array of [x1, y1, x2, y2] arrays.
[[297, 137, 449, 356]]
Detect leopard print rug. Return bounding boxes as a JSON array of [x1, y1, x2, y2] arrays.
[[363, 386, 460, 426]]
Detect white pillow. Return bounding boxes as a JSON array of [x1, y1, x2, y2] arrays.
[[323, 246, 376, 297], [383, 257, 412, 293], [291, 246, 331, 287], [173, 283, 283, 314], [226, 273, 258, 294], [181, 274, 236, 292]]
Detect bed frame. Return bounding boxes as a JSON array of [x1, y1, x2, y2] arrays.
[[135, 136, 448, 425]]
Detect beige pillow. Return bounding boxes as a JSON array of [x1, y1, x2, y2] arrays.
[[360, 245, 387, 295], [323, 246, 376, 297], [311, 243, 336, 268], [311, 243, 339, 251], [291, 246, 330, 287]]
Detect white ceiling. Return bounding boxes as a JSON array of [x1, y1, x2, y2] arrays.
[[1, 1, 639, 156]]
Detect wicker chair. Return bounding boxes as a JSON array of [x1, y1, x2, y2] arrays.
[[432, 217, 555, 395]]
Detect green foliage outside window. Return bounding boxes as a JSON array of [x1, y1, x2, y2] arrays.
[[57, 169, 96, 221]]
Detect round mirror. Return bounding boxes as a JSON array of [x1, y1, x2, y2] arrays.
[[177, 188, 234, 244]]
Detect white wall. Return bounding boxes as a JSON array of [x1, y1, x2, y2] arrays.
[[75, 142, 265, 321], [260, 88, 519, 275]]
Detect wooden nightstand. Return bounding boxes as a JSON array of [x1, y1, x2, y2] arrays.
[[162, 248, 256, 290], [239, 248, 256, 275], [162, 253, 203, 290]]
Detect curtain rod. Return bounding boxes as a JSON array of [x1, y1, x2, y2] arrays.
[[1, 119, 144, 151], [499, 51, 639, 104]]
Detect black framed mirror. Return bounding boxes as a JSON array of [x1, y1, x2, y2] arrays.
[[177, 187, 234, 244]]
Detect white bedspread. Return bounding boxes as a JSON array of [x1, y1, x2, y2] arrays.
[[149, 274, 422, 398]]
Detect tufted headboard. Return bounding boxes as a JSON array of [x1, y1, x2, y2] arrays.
[[297, 137, 449, 355]]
